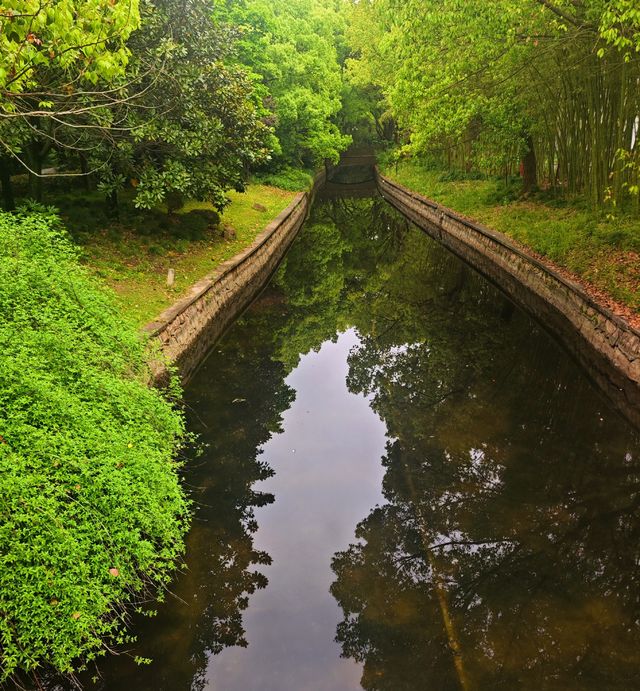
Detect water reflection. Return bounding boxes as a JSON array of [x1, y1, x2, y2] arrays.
[[332, 219, 640, 689], [77, 304, 296, 690], [206, 331, 387, 690], [58, 193, 640, 690]]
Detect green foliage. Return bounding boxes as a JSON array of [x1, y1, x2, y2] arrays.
[[94, 0, 271, 212], [1, 0, 354, 213], [0, 207, 189, 680], [215, 0, 352, 167], [600, 0, 640, 55], [0, 0, 139, 97], [253, 167, 314, 191], [0, 0, 141, 194], [438, 168, 487, 183], [347, 0, 540, 169], [338, 82, 392, 146], [347, 0, 640, 206]]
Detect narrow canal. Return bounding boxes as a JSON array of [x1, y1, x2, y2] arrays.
[[85, 191, 640, 690]]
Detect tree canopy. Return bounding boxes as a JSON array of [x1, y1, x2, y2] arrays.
[[95, 0, 272, 213], [214, 0, 351, 168], [0, 0, 139, 97], [0, 0, 354, 211], [3, 0, 640, 209]]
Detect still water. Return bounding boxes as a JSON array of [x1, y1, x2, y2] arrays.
[[86, 194, 640, 690]]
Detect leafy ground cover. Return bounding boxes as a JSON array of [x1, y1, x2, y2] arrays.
[[47, 184, 297, 326], [383, 160, 640, 314], [0, 207, 190, 682]]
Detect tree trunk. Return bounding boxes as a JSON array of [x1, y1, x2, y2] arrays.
[[27, 142, 45, 202], [0, 158, 15, 211], [106, 189, 120, 220], [28, 168, 43, 202], [522, 134, 537, 194], [79, 153, 91, 192], [26, 138, 53, 202]]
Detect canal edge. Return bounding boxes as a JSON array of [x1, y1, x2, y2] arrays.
[[376, 169, 640, 428], [143, 170, 327, 386]]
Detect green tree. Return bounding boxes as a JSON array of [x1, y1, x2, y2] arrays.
[[346, 0, 640, 205], [0, 0, 141, 207], [93, 0, 271, 214], [215, 0, 351, 168]]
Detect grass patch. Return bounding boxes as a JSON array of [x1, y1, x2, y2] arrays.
[[49, 185, 296, 326], [383, 160, 640, 311]]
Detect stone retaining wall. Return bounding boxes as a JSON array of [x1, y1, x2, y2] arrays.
[[144, 171, 325, 385], [377, 171, 640, 427]]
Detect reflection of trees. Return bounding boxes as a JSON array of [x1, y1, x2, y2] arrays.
[[81, 309, 296, 691], [272, 196, 411, 370], [62, 190, 640, 690], [271, 220, 349, 369], [332, 228, 640, 689]]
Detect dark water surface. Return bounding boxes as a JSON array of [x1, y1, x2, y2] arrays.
[[84, 194, 640, 690]]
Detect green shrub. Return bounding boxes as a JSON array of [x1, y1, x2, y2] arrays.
[[253, 167, 314, 191], [0, 206, 190, 681]]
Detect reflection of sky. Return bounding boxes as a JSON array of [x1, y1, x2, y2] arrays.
[[207, 329, 388, 691]]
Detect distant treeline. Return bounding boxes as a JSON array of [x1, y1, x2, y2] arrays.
[[4, 1, 639, 213]]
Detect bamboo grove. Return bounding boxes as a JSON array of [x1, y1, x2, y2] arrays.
[[347, 0, 640, 210]]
